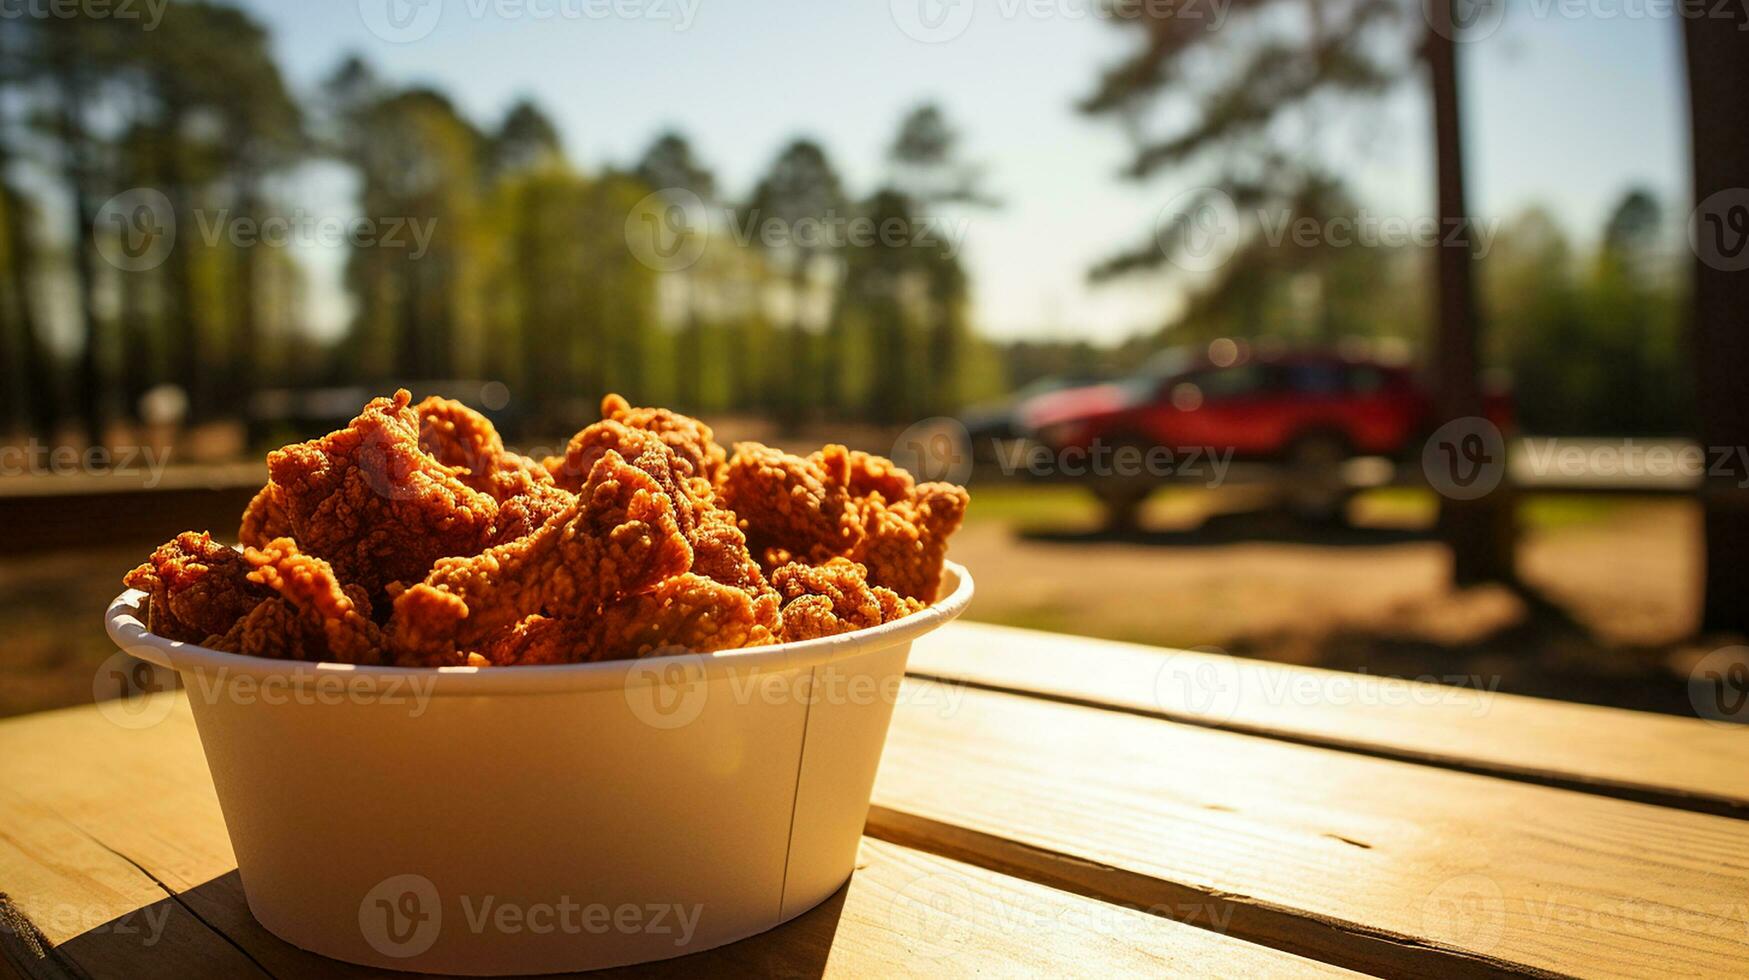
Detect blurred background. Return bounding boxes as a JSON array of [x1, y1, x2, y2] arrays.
[[2, 0, 1745, 720]]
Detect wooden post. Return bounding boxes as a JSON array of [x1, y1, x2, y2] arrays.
[[1426, 0, 1518, 586], [1683, 12, 1749, 634]]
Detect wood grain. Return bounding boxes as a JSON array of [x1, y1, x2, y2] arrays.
[[911, 621, 1749, 816], [871, 680, 1749, 979], [0, 700, 1356, 978]]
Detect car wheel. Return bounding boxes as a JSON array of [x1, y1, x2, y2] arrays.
[[1282, 431, 1354, 524]]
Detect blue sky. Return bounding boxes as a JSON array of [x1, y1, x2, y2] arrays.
[[238, 0, 1689, 345]]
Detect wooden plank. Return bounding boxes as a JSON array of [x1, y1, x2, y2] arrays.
[[910, 621, 1749, 816], [0, 701, 1358, 978], [871, 681, 1749, 979]]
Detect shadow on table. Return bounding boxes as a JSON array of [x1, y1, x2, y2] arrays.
[[10, 870, 846, 979]]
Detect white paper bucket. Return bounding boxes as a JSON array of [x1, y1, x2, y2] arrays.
[[105, 562, 973, 974]]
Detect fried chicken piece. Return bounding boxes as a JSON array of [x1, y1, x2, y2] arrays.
[[843, 449, 916, 502], [719, 442, 864, 564], [415, 396, 552, 501], [474, 574, 774, 666], [239, 483, 292, 548], [264, 390, 499, 595], [586, 572, 775, 659], [546, 394, 727, 490], [414, 396, 576, 544], [389, 449, 693, 665], [124, 531, 269, 643], [204, 597, 303, 660], [617, 439, 782, 636], [723, 443, 965, 601], [849, 481, 970, 601], [771, 558, 923, 643], [240, 538, 386, 665], [473, 615, 589, 666]]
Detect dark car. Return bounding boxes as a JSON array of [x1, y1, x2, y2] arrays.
[[957, 375, 1104, 466]]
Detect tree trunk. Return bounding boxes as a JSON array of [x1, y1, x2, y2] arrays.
[[52, 62, 109, 451], [1682, 11, 1749, 634], [156, 97, 205, 422], [398, 259, 425, 381], [0, 177, 58, 440], [516, 187, 547, 423], [1425, 5, 1517, 586], [232, 174, 264, 444]]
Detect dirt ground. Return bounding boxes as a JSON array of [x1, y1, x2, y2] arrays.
[[953, 487, 1716, 716], [0, 486, 1724, 721]]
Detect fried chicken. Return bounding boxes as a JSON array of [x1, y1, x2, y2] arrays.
[[123, 531, 270, 643], [239, 483, 292, 547], [723, 443, 967, 601], [475, 573, 774, 665], [719, 442, 864, 564], [620, 441, 768, 585], [260, 390, 500, 595], [240, 538, 386, 665], [546, 394, 727, 490], [849, 480, 970, 601], [125, 393, 962, 667], [770, 558, 924, 643], [415, 396, 576, 544], [388, 449, 693, 665]]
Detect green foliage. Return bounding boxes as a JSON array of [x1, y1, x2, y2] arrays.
[[1482, 194, 1690, 436]]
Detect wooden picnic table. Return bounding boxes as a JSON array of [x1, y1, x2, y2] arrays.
[[3, 621, 1747, 978]]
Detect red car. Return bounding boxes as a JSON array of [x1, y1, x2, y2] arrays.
[[1019, 346, 1510, 525]]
